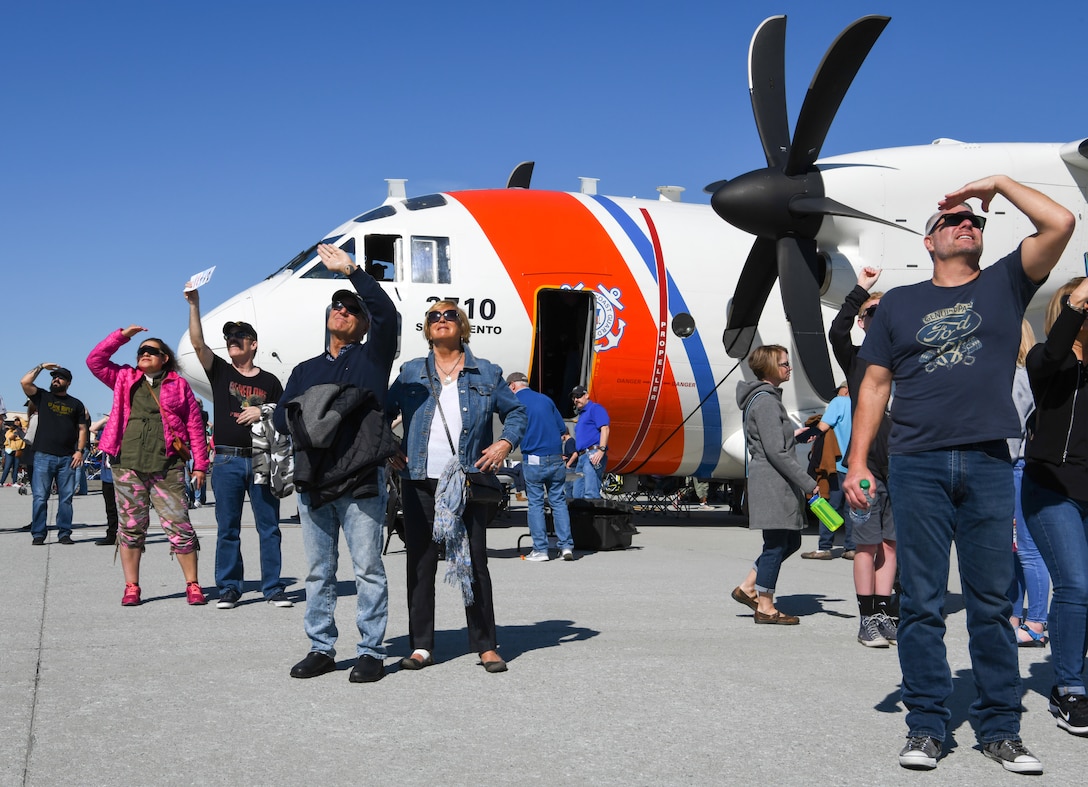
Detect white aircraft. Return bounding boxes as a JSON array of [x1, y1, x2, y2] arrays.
[[177, 14, 1088, 481]]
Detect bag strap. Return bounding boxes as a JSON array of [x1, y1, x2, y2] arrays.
[[426, 357, 458, 457], [741, 390, 771, 478]]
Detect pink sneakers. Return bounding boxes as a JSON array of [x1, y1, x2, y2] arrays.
[[186, 582, 207, 606], [121, 583, 141, 606]]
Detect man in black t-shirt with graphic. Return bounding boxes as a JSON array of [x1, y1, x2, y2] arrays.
[[186, 289, 287, 610], [20, 364, 89, 545]]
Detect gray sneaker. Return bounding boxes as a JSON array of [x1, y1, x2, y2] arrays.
[[873, 611, 898, 643], [982, 739, 1042, 774], [899, 736, 941, 770], [858, 615, 890, 648]]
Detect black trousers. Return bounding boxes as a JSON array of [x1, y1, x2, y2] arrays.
[[401, 479, 497, 654], [102, 480, 118, 537]]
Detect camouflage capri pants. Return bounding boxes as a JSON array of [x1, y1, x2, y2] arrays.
[[112, 466, 198, 554]]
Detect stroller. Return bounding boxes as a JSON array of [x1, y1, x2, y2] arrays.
[[16, 464, 30, 495]]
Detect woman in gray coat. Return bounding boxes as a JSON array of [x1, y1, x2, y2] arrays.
[[731, 345, 819, 625]]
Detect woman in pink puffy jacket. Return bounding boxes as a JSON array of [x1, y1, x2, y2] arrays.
[[87, 325, 210, 607]]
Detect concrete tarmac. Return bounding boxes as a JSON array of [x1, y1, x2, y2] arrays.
[[0, 484, 1077, 785]]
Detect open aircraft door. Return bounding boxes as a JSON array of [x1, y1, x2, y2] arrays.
[[530, 288, 596, 418]]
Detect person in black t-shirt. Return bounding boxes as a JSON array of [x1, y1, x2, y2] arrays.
[[186, 288, 288, 610], [20, 364, 89, 545]]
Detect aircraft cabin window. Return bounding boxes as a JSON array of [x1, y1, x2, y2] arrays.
[[364, 234, 400, 283], [411, 236, 451, 284], [301, 238, 359, 280], [353, 205, 397, 223], [404, 194, 447, 211]]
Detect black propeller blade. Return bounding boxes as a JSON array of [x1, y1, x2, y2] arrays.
[[708, 15, 891, 401]]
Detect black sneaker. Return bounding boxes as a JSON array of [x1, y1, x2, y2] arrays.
[[981, 739, 1042, 774], [267, 591, 294, 608], [58, 536, 75, 545], [348, 655, 385, 683], [216, 588, 241, 609], [1049, 687, 1088, 736], [32, 536, 46, 546], [898, 736, 940, 770]]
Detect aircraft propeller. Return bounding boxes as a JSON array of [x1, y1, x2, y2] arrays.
[[707, 15, 890, 401]]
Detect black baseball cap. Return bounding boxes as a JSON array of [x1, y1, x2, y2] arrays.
[[571, 385, 588, 399], [331, 289, 369, 320], [50, 367, 73, 382], [222, 321, 258, 340]]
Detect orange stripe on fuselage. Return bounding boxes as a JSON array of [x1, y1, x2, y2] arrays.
[[450, 189, 684, 474]]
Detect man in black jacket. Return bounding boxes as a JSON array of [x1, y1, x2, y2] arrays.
[[273, 243, 398, 685]]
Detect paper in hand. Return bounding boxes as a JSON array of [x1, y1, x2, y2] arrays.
[[184, 266, 216, 292]]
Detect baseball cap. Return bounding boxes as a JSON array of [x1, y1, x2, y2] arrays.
[[331, 289, 368, 320], [50, 367, 73, 382], [571, 385, 588, 399], [506, 372, 529, 385], [222, 321, 258, 340]]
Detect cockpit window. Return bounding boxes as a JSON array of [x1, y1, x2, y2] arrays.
[[353, 205, 397, 223], [410, 236, 451, 283], [404, 194, 447, 211], [266, 235, 349, 279]]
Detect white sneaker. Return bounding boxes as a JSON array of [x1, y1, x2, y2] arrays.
[[561, 549, 574, 561], [524, 550, 550, 562]]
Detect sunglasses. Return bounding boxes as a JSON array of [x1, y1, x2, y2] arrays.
[[930, 212, 986, 234], [862, 305, 878, 319], [224, 330, 254, 342], [137, 345, 165, 358], [331, 299, 363, 316], [426, 309, 461, 324]]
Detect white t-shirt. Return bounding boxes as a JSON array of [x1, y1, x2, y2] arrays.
[[426, 380, 463, 479]]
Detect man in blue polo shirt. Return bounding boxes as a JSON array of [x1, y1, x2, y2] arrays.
[[507, 372, 574, 562], [569, 385, 610, 499]]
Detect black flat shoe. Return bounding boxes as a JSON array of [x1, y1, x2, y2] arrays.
[[349, 654, 385, 683], [399, 652, 434, 670], [290, 651, 336, 679], [95, 535, 116, 546]]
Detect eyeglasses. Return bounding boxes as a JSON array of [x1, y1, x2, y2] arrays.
[[426, 309, 461, 324], [930, 212, 987, 234], [778, 361, 791, 368], [331, 300, 363, 316], [137, 345, 164, 358], [224, 330, 253, 342], [862, 305, 878, 319]]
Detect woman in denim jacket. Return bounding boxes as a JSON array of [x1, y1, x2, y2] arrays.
[[386, 301, 525, 673]]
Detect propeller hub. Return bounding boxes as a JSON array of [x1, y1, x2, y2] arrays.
[[711, 169, 823, 240]]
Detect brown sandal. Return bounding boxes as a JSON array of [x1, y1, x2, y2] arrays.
[[731, 586, 759, 612]]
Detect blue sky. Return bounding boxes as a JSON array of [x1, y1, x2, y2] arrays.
[[2, 1, 1086, 419]]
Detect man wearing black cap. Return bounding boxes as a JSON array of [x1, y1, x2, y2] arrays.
[[185, 289, 287, 608], [569, 385, 610, 499], [20, 363, 90, 545], [273, 242, 399, 684]]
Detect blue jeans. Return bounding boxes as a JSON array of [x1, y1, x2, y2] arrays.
[[1009, 460, 1049, 624], [1021, 473, 1088, 692], [31, 452, 77, 540], [297, 470, 388, 659], [211, 453, 283, 598], [888, 443, 1021, 743], [524, 455, 573, 552], [1, 451, 20, 484], [572, 452, 604, 498], [817, 477, 855, 551], [754, 529, 802, 593]]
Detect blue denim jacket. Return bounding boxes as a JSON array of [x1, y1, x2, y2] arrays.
[[386, 347, 526, 480]]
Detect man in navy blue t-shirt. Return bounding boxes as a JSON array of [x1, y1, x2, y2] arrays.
[[845, 176, 1074, 774]]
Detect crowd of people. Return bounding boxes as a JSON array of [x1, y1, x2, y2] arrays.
[[8, 174, 1086, 774]]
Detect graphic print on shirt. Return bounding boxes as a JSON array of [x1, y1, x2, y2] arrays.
[[229, 382, 268, 414], [916, 300, 982, 372]]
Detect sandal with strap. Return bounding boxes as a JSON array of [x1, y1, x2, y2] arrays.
[[1016, 623, 1048, 648]]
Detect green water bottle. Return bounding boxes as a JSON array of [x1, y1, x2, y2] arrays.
[[808, 493, 844, 531]]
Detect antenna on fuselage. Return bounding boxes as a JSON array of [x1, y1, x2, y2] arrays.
[[506, 161, 534, 189]]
